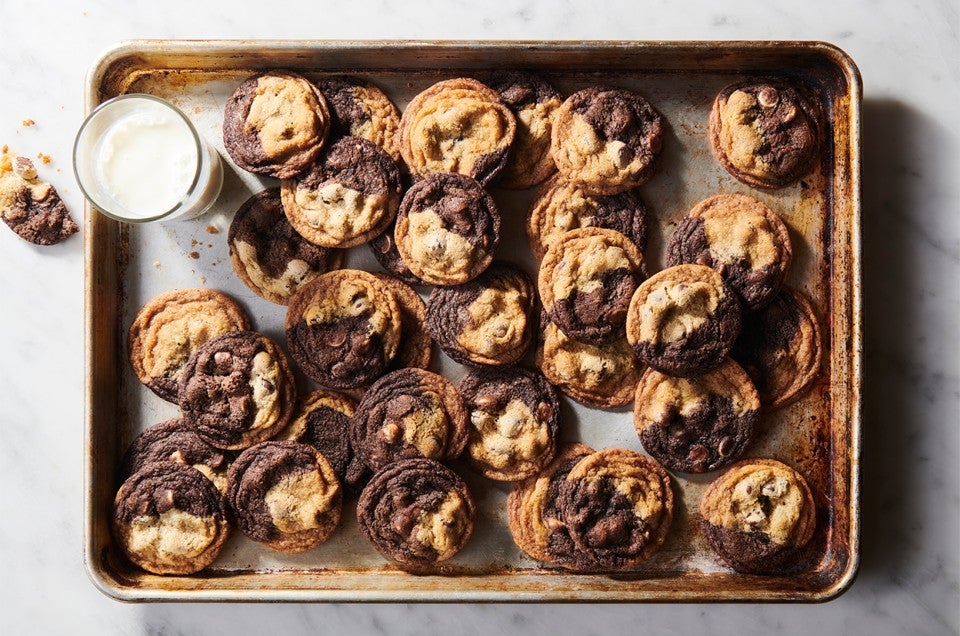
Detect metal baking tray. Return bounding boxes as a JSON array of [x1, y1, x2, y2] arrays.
[[83, 40, 861, 602]]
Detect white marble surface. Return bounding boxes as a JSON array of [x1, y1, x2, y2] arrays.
[[0, 1, 957, 634]]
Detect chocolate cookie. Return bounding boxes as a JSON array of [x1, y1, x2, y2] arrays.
[[537, 321, 641, 408], [527, 175, 648, 260], [700, 458, 817, 573], [222, 70, 330, 179], [709, 79, 820, 189], [350, 368, 469, 471], [0, 150, 77, 245], [667, 194, 792, 310], [228, 189, 343, 305], [357, 458, 476, 566], [538, 227, 647, 344], [372, 273, 433, 373], [128, 288, 251, 403], [178, 331, 297, 451], [276, 390, 368, 494], [368, 219, 425, 286], [120, 418, 229, 493], [484, 71, 562, 189], [281, 136, 402, 248], [731, 287, 822, 409], [457, 367, 560, 481], [227, 441, 342, 553], [394, 172, 501, 286], [507, 443, 594, 568], [558, 448, 674, 569], [551, 87, 664, 195], [400, 78, 516, 185], [426, 262, 535, 367], [113, 461, 230, 575], [633, 359, 760, 473], [626, 264, 742, 378], [285, 269, 402, 389], [316, 76, 402, 163]]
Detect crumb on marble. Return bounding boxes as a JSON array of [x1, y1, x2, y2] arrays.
[[22, 119, 35, 127], [189, 251, 200, 259]]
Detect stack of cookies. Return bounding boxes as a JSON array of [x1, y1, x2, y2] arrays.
[[113, 70, 824, 577]]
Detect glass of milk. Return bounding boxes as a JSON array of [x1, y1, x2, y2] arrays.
[[73, 94, 223, 223]]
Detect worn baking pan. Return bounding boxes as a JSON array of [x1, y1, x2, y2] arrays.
[[83, 40, 861, 602]]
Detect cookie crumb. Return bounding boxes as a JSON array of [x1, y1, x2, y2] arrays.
[[153, 261, 161, 268], [39, 154, 51, 164], [205, 225, 219, 234], [22, 119, 35, 127], [199, 276, 207, 284], [189, 251, 200, 260]]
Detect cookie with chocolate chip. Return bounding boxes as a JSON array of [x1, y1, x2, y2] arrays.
[[120, 418, 229, 493], [558, 448, 674, 569], [527, 175, 648, 260], [228, 189, 343, 305], [128, 288, 251, 403], [539, 227, 647, 344], [551, 87, 664, 195], [350, 368, 469, 472], [394, 172, 501, 286], [316, 76, 402, 163], [633, 358, 760, 473], [537, 321, 641, 408], [667, 194, 791, 310], [457, 367, 560, 481], [357, 458, 476, 566], [709, 79, 820, 189], [227, 441, 342, 553], [0, 149, 77, 245], [277, 390, 368, 494], [223, 71, 330, 179], [285, 269, 402, 390], [178, 331, 297, 451], [281, 136, 402, 248], [426, 261, 535, 367], [731, 287, 822, 409], [700, 458, 817, 573], [400, 78, 516, 185], [626, 264, 742, 378], [368, 219, 425, 286], [113, 461, 230, 575], [372, 273, 433, 373], [484, 71, 562, 189]]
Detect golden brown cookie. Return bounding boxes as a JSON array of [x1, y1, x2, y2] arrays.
[[731, 287, 822, 409], [699, 458, 817, 573], [285, 269, 402, 390], [709, 79, 820, 189], [425, 261, 535, 367], [128, 288, 251, 403], [538, 227, 647, 345], [400, 78, 516, 185], [316, 76, 403, 163], [227, 441, 342, 553], [113, 461, 230, 575], [222, 70, 330, 179], [228, 189, 343, 305], [537, 321, 641, 408], [557, 448, 674, 569], [178, 331, 297, 451], [507, 443, 594, 568], [626, 264, 742, 378], [371, 273, 433, 373], [667, 194, 792, 310], [484, 71, 562, 189], [633, 359, 760, 473], [457, 367, 560, 482], [527, 175, 648, 261], [551, 87, 664, 195], [394, 172, 501, 286], [0, 149, 77, 245]]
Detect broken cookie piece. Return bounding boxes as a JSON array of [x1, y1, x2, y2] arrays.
[[0, 149, 77, 245]]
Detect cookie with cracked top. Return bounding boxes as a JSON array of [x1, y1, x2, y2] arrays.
[[551, 86, 664, 195], [113, 461, 230, 575], [316, 76, 402, 163], [626, 264, 742, 378], [667, 194, 791, 310], [633, 358, 760, 474], [228, 188, 343, 305], [357, 458, 476, 566], [0, 149, 77, 245], [222, 71, 330, 179], [120, 418, 229, 493], [227, 440, 342, 553], [709, 79, 820, 189]]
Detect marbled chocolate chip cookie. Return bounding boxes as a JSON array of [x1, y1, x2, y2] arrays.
[[368, 219, 425, 286], [0, 149, 77, 245], [372, 273, 433, 373], [316, 76, 402, 163], [120, 418, 229, 493]]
